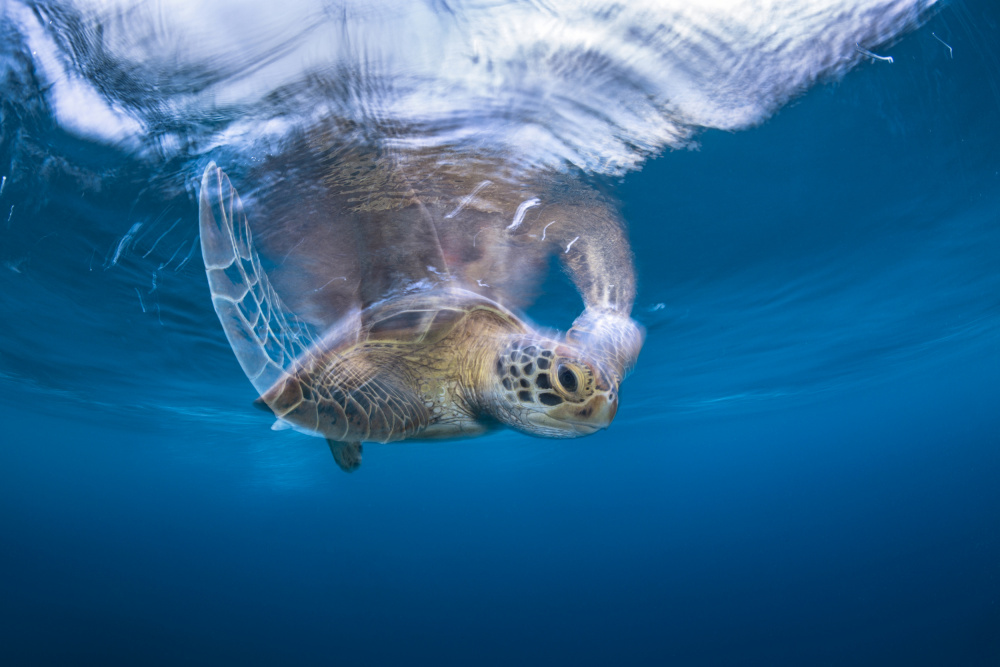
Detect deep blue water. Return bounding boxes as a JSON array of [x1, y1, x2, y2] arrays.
[[2, 1, 999, 665]]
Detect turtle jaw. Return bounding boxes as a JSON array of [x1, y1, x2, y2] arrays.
[[524, 391, 619, 436]]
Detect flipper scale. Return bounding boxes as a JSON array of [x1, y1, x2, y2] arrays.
[[199, 163, 317, 396]]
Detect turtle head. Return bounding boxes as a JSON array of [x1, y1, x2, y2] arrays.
[[486, 337, 621, 437]]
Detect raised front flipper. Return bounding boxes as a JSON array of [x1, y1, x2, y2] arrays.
[[199, 162, 318, 397], [537, 199, 644, 382]]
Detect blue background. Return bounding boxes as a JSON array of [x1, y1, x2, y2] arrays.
[[1, 2, 998, 665]]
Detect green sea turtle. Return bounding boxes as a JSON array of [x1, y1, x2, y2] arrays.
[[199, 152, 642, 471]]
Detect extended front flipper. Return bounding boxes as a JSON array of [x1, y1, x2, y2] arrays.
[[199, 162, 319, 396]]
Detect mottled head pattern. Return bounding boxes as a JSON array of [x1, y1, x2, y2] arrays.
[[492, 337, 618, 437]]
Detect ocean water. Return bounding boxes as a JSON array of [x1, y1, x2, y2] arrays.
[[1, 1, 998, 665]]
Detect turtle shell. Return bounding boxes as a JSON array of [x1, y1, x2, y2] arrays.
[[362, 288, 528, 347]]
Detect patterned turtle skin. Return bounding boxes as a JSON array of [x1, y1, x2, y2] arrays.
[[199, 160, 642, 471]]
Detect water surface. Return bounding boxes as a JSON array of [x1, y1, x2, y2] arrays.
[[1, 1, 998, 664]]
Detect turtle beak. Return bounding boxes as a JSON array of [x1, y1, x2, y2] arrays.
[[528, 391, 619, 435], [573, 392, 617, 430], [599, 392, 618, 425]]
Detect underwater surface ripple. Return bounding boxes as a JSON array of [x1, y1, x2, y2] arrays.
[[1, 1, 999, 665]]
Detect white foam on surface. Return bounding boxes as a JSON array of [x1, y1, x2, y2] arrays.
[[7, 0, 938, 173]]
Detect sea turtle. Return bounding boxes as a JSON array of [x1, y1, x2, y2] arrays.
[[198, 150, 642, 471]]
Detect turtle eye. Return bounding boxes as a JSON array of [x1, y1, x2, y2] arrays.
[[555, 364, 579, 393]]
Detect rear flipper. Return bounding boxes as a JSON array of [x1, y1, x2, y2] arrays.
[[328, 440, 363, 472]]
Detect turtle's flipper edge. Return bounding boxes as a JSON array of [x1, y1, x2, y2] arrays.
[[199, 162, 317, 396]]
